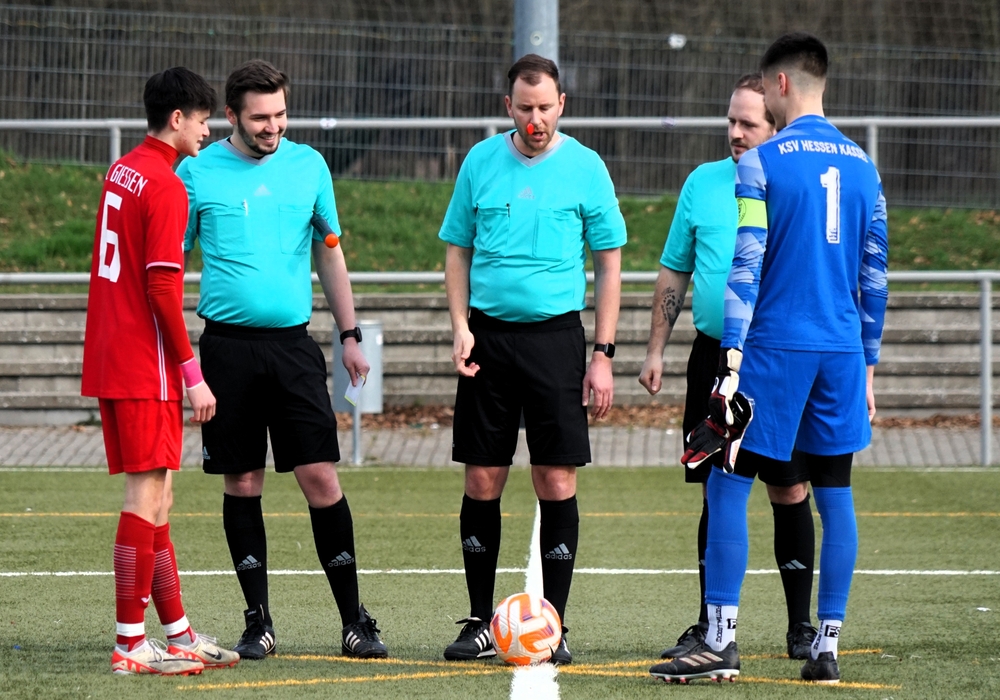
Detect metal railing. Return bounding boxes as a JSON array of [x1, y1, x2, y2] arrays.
[[4, 116, 1000, 169], [0, 269, 996, 465]]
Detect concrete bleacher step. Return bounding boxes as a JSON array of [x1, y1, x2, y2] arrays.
[[0, 292, 997, 424]]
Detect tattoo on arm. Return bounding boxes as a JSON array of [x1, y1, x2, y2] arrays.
[[660, 286, 683, 328]]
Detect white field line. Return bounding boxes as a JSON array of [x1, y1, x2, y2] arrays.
[[524, 502, 544, 596], [2, 568, 999, 578], [509, 501, 560, 700]]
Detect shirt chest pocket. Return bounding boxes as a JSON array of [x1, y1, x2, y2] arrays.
[[533, 209, 582, 262], [201, 205, 249, 259], [278, 204, 313, 255], [474, 206, 510, 255]]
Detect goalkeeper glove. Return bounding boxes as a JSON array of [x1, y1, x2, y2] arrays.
[[710, 348, 743, 426], [681, 391, 754, 472]]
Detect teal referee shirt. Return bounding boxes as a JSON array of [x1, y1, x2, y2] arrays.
[[178, 138, 338, 327], [659, 157, 738, 340], [439, 132, 627, 322]]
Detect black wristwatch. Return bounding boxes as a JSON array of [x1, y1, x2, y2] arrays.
[[339, 326, 363, 344], [593, 342, 616, 358]]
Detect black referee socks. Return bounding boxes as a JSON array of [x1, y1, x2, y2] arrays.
[[771, 493, 816, 627], [539, 495, 579, 625], [223, 493, 271, 626], [460, 494, 502, 621], [309, 496, 361, 627], [697, 497, 710, 625]]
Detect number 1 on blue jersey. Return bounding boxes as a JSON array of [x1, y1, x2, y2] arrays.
[[820, 166, 840, 244]]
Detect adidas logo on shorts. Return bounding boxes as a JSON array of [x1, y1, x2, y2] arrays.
[[462, 536, 486, 553], [544, 543, 573, 560], [237, 555, 263, 571], [328, 551, 355, 568]]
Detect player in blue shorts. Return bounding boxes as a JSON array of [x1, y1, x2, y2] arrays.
[[641, 73, 820, 662], [650, 33, 888, 685]]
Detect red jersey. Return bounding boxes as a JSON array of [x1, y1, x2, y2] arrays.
[[82, 136, 187, 400]]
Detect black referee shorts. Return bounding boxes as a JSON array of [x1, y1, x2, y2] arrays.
[[198, 320, 340, 474], [452, 309, 591, 467]]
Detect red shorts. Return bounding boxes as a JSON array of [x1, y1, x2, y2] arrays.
[[99, 398, 183, 475]]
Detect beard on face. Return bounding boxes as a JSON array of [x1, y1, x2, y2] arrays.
[[236, 117, 284, 156]]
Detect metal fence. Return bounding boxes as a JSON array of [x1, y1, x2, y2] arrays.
[[4, 115, 1000, 180], [1, 5, 999, 205]]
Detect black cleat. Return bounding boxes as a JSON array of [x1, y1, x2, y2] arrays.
[[801, 651, 840, 683], [342, 604, 388, 658], [443, 617, 495, 660], [660, 621, 708, 659], [233, 605, 276, 660], [649, 640, 740, 684], [786, 622, 818, 660], [550, 627, 572, 665]]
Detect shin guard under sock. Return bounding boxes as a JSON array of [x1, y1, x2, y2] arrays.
[[771, 494, 815, 626], [813, 487, 858, 622], [114, 511, 156, 650], [538, 495, 579, 625], [309, 496, 361, 627], [223, 493, 271, 625], [704, 469, 754, 609], [151, 523, 195, 645], [460, 494, 502, 621]]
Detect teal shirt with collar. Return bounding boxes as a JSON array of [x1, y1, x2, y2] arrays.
[[659, 157, 738, 340], [178, 138, 339, 327], [439, 131, 627, 323]]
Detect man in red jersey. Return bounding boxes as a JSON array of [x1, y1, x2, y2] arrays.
[[82, 67, 240, 676]]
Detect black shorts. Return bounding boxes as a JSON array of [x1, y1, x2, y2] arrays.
[[729, 448, 811, 487], [452, 309, 591, 467], [682, 331, 723, 483], [199, 320, 340, 475]]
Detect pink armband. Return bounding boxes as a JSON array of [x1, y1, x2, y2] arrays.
[[180, 358, 204, 389]]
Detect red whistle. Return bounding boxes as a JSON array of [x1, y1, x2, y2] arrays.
[[324, 233, 340, 248], [526, 123, 535, 135]]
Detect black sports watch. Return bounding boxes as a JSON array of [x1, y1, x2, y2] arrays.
[[339, 326, 363, 344], [593, 342, 616, 358]]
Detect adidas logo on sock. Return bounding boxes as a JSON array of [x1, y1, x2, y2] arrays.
[[328, 551, 355, 568], [780, 559, 807, 570], [544, 543, 573, 560], [517, 186, 535, 200], [237, 555, 263, 571], [462, 536, 486, 553]]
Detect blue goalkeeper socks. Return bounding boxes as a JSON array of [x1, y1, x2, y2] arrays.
[[704, 469, 754, 608], [813, 486, 858, 621]]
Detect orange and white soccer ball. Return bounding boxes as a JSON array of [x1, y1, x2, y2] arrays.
[[489, 592, 562, 665]]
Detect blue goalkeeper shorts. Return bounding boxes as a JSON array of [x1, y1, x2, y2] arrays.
[[738, 346, 871, 461]]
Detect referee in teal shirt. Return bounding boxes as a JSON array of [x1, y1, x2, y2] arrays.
[[179, 60, 386, 661], [439, 54, 627, 665], [639, 74, 820, 662]]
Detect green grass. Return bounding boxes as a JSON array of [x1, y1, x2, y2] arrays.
[[2, 153, 999, 276], [1, 466, 999, 698]]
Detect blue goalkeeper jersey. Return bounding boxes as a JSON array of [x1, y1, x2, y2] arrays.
[[723, 115, 889, 364]]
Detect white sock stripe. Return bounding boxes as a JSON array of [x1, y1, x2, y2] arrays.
[[162, 616, 190, 637], [116, 621, 145, 637]]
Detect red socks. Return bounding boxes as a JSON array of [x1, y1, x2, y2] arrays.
[[152, 523, 195, 646], [114, 512, 155, 650]]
